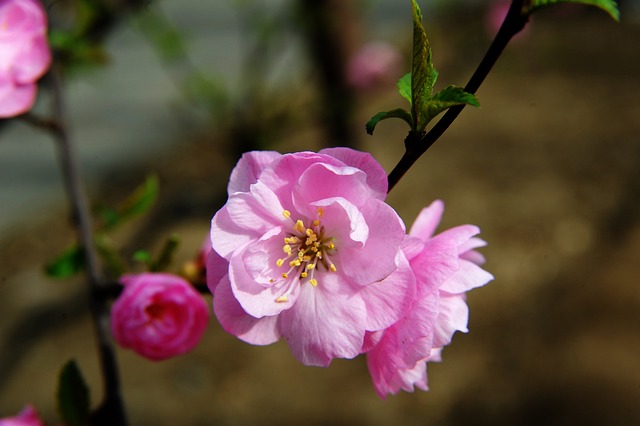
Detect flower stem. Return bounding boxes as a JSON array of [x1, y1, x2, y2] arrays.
[[48, 63, 128, 426], [387, 0, 528, 192]]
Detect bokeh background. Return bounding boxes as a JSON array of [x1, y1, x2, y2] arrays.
[[1, 0, 639, 424]]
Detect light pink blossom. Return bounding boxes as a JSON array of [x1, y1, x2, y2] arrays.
[[0, 405, 44, 426], [208, 148, 415, 366], [346, 41, 403, 91], [365, 200, 493, 398], [0, 0, 51, 118], [111, 273, 210, 361]]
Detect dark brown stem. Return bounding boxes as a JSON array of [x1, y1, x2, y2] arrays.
[[48, 63, 128, 426], [387, 0, 528, 192]]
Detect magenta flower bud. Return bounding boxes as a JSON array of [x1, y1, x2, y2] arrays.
[[0, 405, 44, 426], [0, 0, 52, 118], [111, 273, 210, 361]]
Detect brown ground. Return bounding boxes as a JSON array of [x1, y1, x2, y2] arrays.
[[1, 11, 639, 426]]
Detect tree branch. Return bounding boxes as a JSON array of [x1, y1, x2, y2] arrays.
[[48, 63, 128, 426], [387, 0, 529, 192]]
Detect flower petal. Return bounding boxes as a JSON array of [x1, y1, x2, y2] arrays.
[[439, 258, 494, 294], [279, 276, 366, 366], [410, 224, 480, 289], [334, 199, 405, 285], [319, 147, 388, 200], [408, 200, 444, 241], [432, 293, 469, 348], [293, 162, 370, 209], [229, 228, 299, 318], [226, 182, 285, 232], [210, 207, 253, 259], [11, 35, 50, 83], [358, 250, 416, 331], [0, 76, 35, 118], [259, 151, 344, 207], [205, 248, 229, 293], [227, 150, 281, 194], [213, 276, 281, 345]]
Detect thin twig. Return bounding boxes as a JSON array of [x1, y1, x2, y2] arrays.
[[48, 63, 128, 426], [387, 0, 528, 192]]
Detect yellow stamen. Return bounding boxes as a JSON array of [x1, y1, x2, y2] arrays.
[[330, 264, 337, 272], [276, 258, 285, 267], [283, 210, 291, 219], [317, 207, 324, 217], [276, 295, 288, 303], [309, 279, 318, 287]]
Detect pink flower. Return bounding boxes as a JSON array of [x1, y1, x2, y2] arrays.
[[0, 0, 51, 118], [208, 148, 415, 366], [0, 405, 44, 426], [346, 41, 403, 91], [111, 273, 210, 361], [485, 0, 530, 40], [365, 200, 493, 398]]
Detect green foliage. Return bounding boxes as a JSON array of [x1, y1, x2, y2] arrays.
[[525, 0, 620, 21], [136, 7, 187, 63], [57, 360, 90, 426], [410, 0, 431, 129], [132, 235, 181, 272], [98, 174, 159, 231], [397, 73, 412, 103], [46, 175, 159, 279], [45, 246, 85, 279], [132, 249, 153, 264], [424, 85, 480, 125], [366, 109, 414, 135], [366, 0, 478, 136], [151, 234, 181, 272]]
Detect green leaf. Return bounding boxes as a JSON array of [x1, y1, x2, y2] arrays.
[[45, 246, 85, 278], [526, 0, 620, 21], [397, 73, 412, 104], [132, 249, 153, 264], [117, 174, 159, 222], [366, 109, 414, 135], [410, 0, 429, 127], [94, 235, 127, 278], [99, 174, 159, 231], [410, 0, 440, 131], [422, 85, 480, 126], [57, 360, 90, 426], [151, 234, 181, 272]]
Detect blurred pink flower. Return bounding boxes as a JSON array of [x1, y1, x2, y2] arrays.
[[0, 405, 44, 426], [0, 0, 51, 118], [486, 0, 530, 39], [365, 200, 493, 398], [209, 148, 414, 366], [111, 273, 210, 361], [346, 41, 403, 91]]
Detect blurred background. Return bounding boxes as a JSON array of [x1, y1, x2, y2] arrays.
[[1, 0, 639, 424]]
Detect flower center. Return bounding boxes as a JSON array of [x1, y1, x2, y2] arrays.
[[274, 207, 337, 302]]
